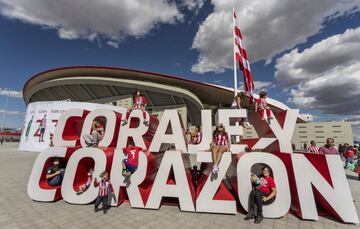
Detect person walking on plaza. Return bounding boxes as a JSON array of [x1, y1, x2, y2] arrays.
[[344, 146, 355, 169], [308, 141, 319, 154], [46, 158, 65, 186], [94, 171, 113, 214], [39, 114, 47, 142], [255, 91, 273, 123], [302, 142, 308, 152], [244, 165, 277, 224], [0, 136, 4, 145], [318, 138, 337, 154], [122, 89, 149, 127]]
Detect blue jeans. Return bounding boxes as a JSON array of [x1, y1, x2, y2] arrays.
[[48, 169, 65, 186]]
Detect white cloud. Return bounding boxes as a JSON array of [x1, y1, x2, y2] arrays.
[[275, 27, 360, 116], [107, 40, 119, 48], [181, 0, 205, 11], [275, 27, 360, 88], [0, 109, 24, 115], [238, 80, 275, 93], [275, 27, 360, 142], [191, 0, 359, 74], [0, 0, 183, 46], [299, 113, 317, 122], [0, 88, 22, 98]]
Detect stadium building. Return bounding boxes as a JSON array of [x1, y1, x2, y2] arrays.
[[23, 66, 302, 127]]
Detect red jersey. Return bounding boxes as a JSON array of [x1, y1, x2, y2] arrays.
[[344, 150, 354, 159], [134, 96, 147, 109], [97, 180, 112, 197], [256, 98, 267, 110], [124, 146, 142, 167], [258, 176, 276, 194], [214, 133, 229, 146]]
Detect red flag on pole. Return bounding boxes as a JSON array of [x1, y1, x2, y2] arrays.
[[233, 9, 254, 96]]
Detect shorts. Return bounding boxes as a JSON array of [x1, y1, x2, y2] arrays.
[[124, 159, 138, 173], [40, 128, 45, 134]]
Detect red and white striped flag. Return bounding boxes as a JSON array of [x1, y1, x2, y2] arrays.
[[233, 9, 254, 95]]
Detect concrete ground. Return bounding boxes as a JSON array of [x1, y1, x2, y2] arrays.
[[0, 142, 359, 229]]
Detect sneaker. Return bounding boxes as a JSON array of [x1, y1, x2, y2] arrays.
[[122, 169, 128, 177], [94, 207, 99, 213], [121, 119, 128, 126], [143, 120, 149, 127], [244, 210, 255, 220], [243, 122, 252, 128], [254, 214, 263, 224]]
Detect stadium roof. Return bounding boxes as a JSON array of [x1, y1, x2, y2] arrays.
[[23, 66, 304, 125]]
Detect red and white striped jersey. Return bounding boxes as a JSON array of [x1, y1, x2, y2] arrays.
[[256, 98, 267, 110], [97, 180, 111, 197], [308, 146, 319, 154], [134, 96, 147, 109], [214, 133, 229, 146], [192, 132, 202, 144]]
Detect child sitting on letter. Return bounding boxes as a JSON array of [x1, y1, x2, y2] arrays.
[[255, 91, 273, 123]]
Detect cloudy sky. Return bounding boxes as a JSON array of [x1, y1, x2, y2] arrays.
[[0, 0, 359, 141]]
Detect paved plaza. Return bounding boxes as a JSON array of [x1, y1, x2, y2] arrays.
[[0, 143, 359, 229]]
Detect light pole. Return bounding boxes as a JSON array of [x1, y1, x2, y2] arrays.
[[0, 89, 10, 131]]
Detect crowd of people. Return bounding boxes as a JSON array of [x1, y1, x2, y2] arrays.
[[297, 138, 360, 180]]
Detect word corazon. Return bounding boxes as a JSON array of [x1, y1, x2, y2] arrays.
[[27, 108, 359, 223]]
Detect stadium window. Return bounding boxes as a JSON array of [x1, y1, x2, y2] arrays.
[[316, 136, 324, 138], [333, 131, 342, 133], [315, 131, 324, 133], [314, 126, 323, 128], [300, 136, 307, 138], [332, 125, 342, 128], [299, 131, 307, 133], [298, 126, 306, 129]]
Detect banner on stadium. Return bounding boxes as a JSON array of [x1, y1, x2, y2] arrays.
[[19, 101, 126, 152]]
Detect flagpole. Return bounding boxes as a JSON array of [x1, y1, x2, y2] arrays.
[[232, 8, 238, 97]]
